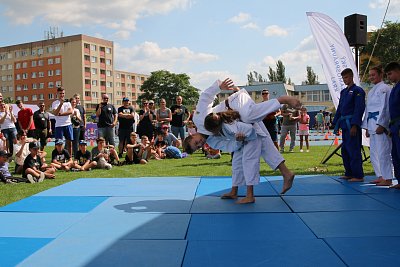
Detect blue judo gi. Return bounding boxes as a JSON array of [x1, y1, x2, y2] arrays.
[[389, 82, 400, 181], [332, 84, 366, 178]]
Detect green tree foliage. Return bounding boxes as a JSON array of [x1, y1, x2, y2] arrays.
[[275, 60, 287, 83], [247, 71, 267, 85], [360, 21, 400, 81], [268, 66, 277, 82], [138, 70, 199, 107], [304, 66, 319, 85]]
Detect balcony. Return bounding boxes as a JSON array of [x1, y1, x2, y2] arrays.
[[85, 72, 91, 78], [100, 63, 106, 69], [100, 85, 106, 91], [100, 74, 106, 79], [84, 60, 90, 66], [85, 84, 91, 89], [84, 48, 90, 54], [85, 96, 92, 101], [100, 51, 105, 57]]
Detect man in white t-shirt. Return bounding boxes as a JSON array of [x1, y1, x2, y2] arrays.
[[51, 87, 73, 156]]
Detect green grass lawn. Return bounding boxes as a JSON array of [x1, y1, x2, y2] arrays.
[[0, 145, 374, 206]]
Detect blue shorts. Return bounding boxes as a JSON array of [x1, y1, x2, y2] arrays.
[[55, 125, 74, 141]]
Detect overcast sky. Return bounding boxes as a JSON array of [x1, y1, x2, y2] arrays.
[[0, 0, 398, 90]]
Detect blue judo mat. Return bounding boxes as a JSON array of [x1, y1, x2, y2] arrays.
[[1, 175, 400, 267]]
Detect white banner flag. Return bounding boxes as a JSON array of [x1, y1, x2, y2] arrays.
[[306, 12, 360, 108]]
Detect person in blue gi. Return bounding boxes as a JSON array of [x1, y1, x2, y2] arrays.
[[385, 62, 400, 189], [332, 68, 366, 182]]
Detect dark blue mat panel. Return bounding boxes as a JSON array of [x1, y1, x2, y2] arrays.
[[283, 195, 393, 212], [270, 175, 361, 195], [183, 240, 345, 267], [368, 194, 400, 209], [36, 177, 200, 197], [196, 178, 278, 196], [325, 237, 400, 267], [0, 213, 87, 238], [95, 196, 194, 214], [0, 237, 53, 267], [0, 196, 108, 213], [85, 240, 187, 267], [187, 213, 316, 241], [265, 174, 328, 182], [190, 196, 290, 213], [57, 211, 190, 240], [343, 182, 395, 194], [299, 210, 400, 238]]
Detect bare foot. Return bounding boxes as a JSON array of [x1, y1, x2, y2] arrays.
[[389, 184, 400, 189], [370, 177, 385, 184], [348, 178, 364, 182], [221, 193, 238, 199], [376, 179, 392, 186], [340, 176, 352, 180], [236, 197, 255, 204], [281, 173, 295, 194]]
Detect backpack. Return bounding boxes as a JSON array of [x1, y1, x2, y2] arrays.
[[164, 146, 182, 159]]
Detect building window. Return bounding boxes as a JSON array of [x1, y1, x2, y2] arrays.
[[22, 62, 27, 68], [90, 44, 97, 51], [38, 48, 43, 55], [127, 75, 131, 80], [16, 96, 22, 101], [7, 75, 12, 81], [22, 73, 28, 79], [8, 86, 13, 92], [322, 91, 332, 101], [23, 84, 28, 90], [38, 60, 44, 66], [116, 73, 120, 79], [106, 70, 112, 77], [16, 74, 21, 80], [39, 94, 44, 100], [91, 92, 98, 98], [1, 65, 5, 71], [47, 46, 53, 53], [91, 56, 97, 63], [48, 58, 54, 65], [38, 72, 44, 78], [15, 63, 21, 69], [48, 82, 54, 88], [16, 85, 21, 91], [32, 95, 37, 101], [31, 49, 36, 56], [7, 64, 12, 70], [55, 57, 61, 64], [116, 82, 120, 87], [127, 84, 131, 88], [23, 96, 28, 102], [31, 61, 37, 67], [31, 72, 37, 78], [48, 93, 54, 100], [32, 83, 37, 89], [56, 81, 62, 87], [1, 86, 6, 93], [48, 70, 54, 76], [55, 69, 61, 76], [91, 68, 97, 75], [39, 83, 44, 89], [306, 91, 320, 102], [106, 59, 111, 65], [55, 46, 61, 52], [92, 80, 97, 86], [106, 47, 111, 54], [106, 82, 112, 88]]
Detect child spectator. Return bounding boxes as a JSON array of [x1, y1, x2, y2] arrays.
[[13, 131, 36, 174], [23, 141, 55, 183], [154, 132, 167, 159], [298, 106, 310, 152], [92, 137, 120, 169], [187, 121, 197, 136], [51, 139, 74, 171], [125, 133, 147, 164], [0, 133, 6, 151], [0, 151, 27, 183], [73, 140, 97, 171]]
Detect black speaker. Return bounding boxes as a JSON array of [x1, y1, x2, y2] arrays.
[[344, 14, 367, 46]]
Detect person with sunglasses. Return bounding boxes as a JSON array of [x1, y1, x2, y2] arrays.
[[33, 102, 51, 151], [96, 93, 117, 146], [137, 100, 155, 140]]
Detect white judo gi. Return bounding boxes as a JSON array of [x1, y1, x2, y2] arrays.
[[362, 81, 393, 179], [193, 80, 284, 170]]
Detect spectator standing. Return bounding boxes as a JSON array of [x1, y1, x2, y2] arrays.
[[96, 94, 117, 146], [0, 103, 17, 154], [69, 97, 82, 156], [170, 96, 190, 140], [51, 87, 74, 156], [261, 89, 280, 150], [117, 97, 135, 157], [324, 112, 331, 133], [279, 104, 300, 153], [73, 94, 86, 141], [137, 100, 155, 140], [156, 98, 172, 130], [16, 100, 35, 138], [33, 102, 51, 150], [315, 110, 325, 134], [298, 106, 310, 152], [332, 68, 365, 182]]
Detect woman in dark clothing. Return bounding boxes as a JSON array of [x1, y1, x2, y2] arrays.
[[137, 100, 155, 140]]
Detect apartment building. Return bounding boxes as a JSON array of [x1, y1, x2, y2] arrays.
[[0, 34, 148, 110]]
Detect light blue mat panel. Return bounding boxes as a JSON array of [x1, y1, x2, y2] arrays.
[[264, 174, 325, 182], [343, 181, 395, 194], [85, 240, 187, 267], [187, 213, 316, 241], [270, 175, 361, 195], [0, 196, 108, 213], [368, 193, 400, 210], [325, 237, 400, 267], [94, 196, 194, 214], [190, 196, 290, 213], [183, 240, 345, 267], [283, 195, 393, 212], [0, 237, 53, 267], [36, 177, 200, 198], [0, 213, 87, 238], [196, 178, 278, 196], [299, 210, 400, 238]]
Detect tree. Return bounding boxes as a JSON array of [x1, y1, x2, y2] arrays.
[[360, 21, 400, 81], [247, 71, 267, 85], [268, 66, 277, 82], [304, 66, 319, 85], [275, 60, 287, 83], [138, 70, 199, 107]]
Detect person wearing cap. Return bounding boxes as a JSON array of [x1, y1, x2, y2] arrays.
[[170, 95, 190, 140], [23, 141, 55, 182], [0, 150, 27, 183], [16, 100, 35, 138], [117, 97, 136, 157], [33, 102, 51, 150], [51, 139, 74, 171], [96, 93, 117, 147], [160, 124, 180, 147], [72, 140, 97, 171]]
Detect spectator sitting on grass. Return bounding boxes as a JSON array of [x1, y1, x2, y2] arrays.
[[23, 141, 55, 183], [72, 140, 97, 171], [153, 132, 167, 159], [160, 124, 181, 147], [92, 137, 120, 169], [125, 132, 147, 164], [13, 131, 45, 174], [204, 143, 221, 159], [0, 150, 27, 183], [51, 139, 74, 171]]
